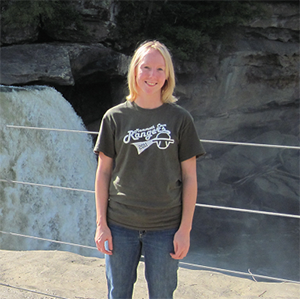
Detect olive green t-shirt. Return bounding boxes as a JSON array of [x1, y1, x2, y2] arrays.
[[94, 100, 205, 230]]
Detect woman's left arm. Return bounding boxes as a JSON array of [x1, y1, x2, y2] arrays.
[[170, 156, 197, 260]]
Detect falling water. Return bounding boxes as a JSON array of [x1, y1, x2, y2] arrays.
[[0, 85, 97, 256]]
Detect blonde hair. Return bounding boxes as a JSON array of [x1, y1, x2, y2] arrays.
[[126, 40, 178, 103]]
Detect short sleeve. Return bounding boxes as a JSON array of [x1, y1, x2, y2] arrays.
[[178, 113, 205, 162], [93, 113, 115, 158]]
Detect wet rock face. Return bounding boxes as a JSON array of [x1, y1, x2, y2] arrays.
[[176, 2, 299, 215], [181, 3, 299, 280]]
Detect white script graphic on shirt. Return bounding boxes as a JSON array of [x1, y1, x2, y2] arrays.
[[123, 123, 174, 154]]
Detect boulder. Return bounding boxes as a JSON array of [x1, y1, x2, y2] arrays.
[[0, 43, 130, 86], [0, 44, 74, 85], [0, 23, 39, 45]]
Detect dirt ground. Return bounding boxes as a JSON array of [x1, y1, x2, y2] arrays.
[[0, 250, 299, 299]]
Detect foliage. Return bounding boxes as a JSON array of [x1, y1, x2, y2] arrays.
[[1, 0, 84, 38], [115, 0, 264, 61]]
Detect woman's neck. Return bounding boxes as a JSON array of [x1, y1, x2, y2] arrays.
[[135, 95, 163, 109]]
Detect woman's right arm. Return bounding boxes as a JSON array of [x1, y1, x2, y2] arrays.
[[94, 152, 114, 255]]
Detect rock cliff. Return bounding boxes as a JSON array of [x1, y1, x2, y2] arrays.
[[0, 0, 299, 280]]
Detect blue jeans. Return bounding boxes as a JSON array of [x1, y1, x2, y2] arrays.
[[105, 224, 179, 299]]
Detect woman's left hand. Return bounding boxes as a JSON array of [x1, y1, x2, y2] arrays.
[[170, 228, 190, 260]]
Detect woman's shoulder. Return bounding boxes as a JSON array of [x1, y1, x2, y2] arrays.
[[166, 102, 193, 119], [104, 101, 133, 117]]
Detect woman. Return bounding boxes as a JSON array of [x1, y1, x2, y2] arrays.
[[94, 40, 205, 299]]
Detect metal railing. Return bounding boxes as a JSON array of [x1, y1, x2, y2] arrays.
[[1, 124, 299, 297]]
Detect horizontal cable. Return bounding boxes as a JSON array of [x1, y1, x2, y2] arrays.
[[196, 203, 300, 219], [1, 178, 299, 219], [6, 124, 98, 135], [179, 261, 300, 284], [0, 179, 95, 194], [6, 125, 300, 150], [200, 139, 300, 150], [0, 230, 98, 251]]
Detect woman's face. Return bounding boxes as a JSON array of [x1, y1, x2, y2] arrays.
[[135, 49, 167, 100]]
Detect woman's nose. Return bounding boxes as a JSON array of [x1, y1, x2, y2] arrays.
[[149, 69, 156, 78]]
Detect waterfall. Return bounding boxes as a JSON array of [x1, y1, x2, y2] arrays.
[[0, 85, 98, 256]]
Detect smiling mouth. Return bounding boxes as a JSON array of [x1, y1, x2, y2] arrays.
[[146, 82, 157, 86]]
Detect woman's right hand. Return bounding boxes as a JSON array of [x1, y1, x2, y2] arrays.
[[95, 225, 113, 255]]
